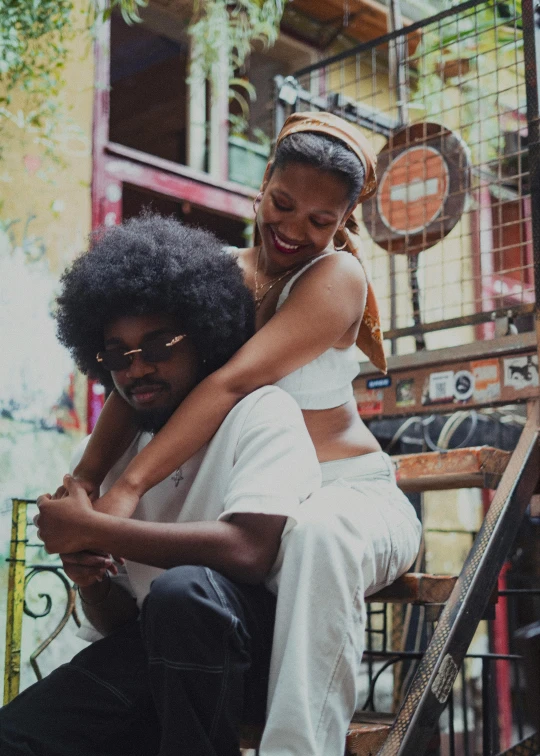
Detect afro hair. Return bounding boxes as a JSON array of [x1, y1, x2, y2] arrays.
[[56, 213, 255, 387]]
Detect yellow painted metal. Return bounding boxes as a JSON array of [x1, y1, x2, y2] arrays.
[[4, 499, 29, 704]]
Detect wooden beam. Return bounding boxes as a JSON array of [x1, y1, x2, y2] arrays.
[[393, 447, 511, 492], [358, 331, 537, 378], [288, 0, 421, 52], [241, 714, 394, 754], [368, 573, 457, 605], [104, 144, 254, 220]]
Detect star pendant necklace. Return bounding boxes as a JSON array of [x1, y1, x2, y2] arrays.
[[150, 429, 183, 486], [254, 246, 304, 310]]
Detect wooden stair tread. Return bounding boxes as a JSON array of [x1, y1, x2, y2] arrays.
[[241, 713, 394, 754], [393, 446, 510, 492], [346, 713, 394, 755], [367, 572, 457, 605]]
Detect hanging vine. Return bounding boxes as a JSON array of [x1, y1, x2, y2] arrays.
[[189, 0, 285, 80], [0, 0, 149, 169], [0, 0, 284, 170]]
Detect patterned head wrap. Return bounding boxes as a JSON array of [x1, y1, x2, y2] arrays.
[[257, 111, 387, 373]]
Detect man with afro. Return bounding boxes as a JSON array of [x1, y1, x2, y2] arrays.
[[0, 214, 321, 756]]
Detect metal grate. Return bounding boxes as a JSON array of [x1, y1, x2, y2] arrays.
[[275, 0, 530, 356]]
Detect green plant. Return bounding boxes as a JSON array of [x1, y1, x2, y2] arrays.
[[410, 0, 524, 167], [189, 2, 286, 138], [0, 0, 73, 162], [0, 0, 283, 176], [228, 76, 257, 136], [0, 0, 148, 172], [188, 2, 285, 140], [189, 1, 285, 85]]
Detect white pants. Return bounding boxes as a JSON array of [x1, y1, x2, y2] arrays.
[[260, 452, 422, 756]]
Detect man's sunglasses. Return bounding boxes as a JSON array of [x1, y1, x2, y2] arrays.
[[96, 334, 186, 372]]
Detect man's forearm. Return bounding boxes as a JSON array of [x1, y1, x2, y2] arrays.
[[79, 578, 138, 637], [80, 513, 285, 585]]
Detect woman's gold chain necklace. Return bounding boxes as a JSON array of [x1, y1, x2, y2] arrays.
[[253, 246, 304, 310]]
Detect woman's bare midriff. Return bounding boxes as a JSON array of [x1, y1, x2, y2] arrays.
[[302, 398, 381, 463]]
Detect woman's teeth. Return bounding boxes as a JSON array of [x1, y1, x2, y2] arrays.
[[272, 230, 300, 251]]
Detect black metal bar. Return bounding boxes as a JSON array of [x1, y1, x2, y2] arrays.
[[362, 656, 403, 712], [382, 304, 535, 341], [482, 657, 493, 756], [512, 655, 525, 741], [383, 604, 388, 654], [389, 0, 408, 129], [407, 254, 426, 351], [293, 0, 489, 78], [461, 663, 470, 756], [363, 649, 523, 661], [522, 0, 540, 364], [448, 689, 456, 756], [276, 76, 396, 137], [367, 602, 375, 687], [377, 405, 540, 756]]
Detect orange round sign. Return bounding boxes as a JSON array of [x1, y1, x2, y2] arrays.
[[378, 146, 449, 235], [362, 122, 471, 255]]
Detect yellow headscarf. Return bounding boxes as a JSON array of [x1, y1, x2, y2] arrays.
[[257, 111, 387, 373]]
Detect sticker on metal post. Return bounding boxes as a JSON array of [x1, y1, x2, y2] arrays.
[[423, 370, 454, 404], [453, 370, 475, 402], [367, 376, 392, 390], [471, 359, 501, 402], [431, 654, 459, 704], [356, 389, 384, 418], [396, 378, 415, 408], [503, 355, 539, 390]]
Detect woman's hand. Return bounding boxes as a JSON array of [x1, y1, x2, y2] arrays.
[[52, 473, 100, 503], [36, 475, 96, 554], [60, 550, 117, 588]]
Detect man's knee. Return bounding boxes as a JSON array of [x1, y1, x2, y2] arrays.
[[143, 565, 239, 641]]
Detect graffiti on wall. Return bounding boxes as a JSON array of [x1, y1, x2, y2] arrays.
[[0, 213, 88, 695]]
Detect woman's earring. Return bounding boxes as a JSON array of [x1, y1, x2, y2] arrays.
[[334, 226, 349, 251], [253, 192, 263, 216]]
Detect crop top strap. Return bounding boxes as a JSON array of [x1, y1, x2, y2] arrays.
[[277, 250, 341, 310]]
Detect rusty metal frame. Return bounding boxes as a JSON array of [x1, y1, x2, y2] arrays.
[[378, 400, 540, 755]]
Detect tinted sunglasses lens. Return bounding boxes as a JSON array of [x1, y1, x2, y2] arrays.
[[141, 342, 173, 362], [98, 351, 131, 371]]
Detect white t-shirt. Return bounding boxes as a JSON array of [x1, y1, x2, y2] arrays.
[[75, 386, 321, 612]]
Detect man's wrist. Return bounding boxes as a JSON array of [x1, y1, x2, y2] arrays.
[[77, 573, 111, 606], [72, 463, 102, 488]]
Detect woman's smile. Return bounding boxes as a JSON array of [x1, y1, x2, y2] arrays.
[[270, 228, 306, 255]]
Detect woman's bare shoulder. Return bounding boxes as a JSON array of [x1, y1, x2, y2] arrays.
[[291, 251, 367, 295]]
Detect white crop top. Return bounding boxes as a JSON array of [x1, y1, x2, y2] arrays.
[[273, 252, 359, 410], [225, 247, 360, 411]]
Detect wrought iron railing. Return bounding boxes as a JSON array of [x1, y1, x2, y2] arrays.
[[3, 499, 80, 704]]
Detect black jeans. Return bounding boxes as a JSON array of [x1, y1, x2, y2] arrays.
[[0, 566, 276, 756]]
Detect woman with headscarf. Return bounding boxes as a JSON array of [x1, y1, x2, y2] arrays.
[[67, 112, 421, 754]]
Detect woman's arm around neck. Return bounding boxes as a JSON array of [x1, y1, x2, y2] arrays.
[[95, 253, 366, 517]]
